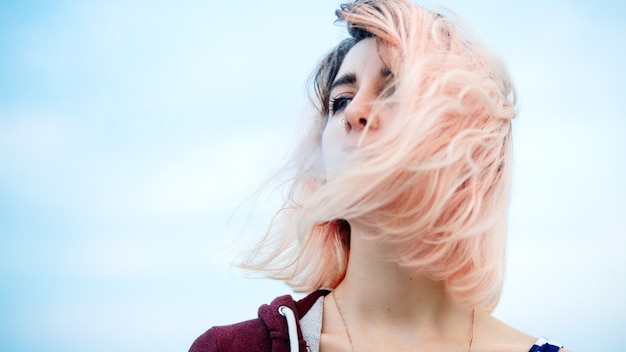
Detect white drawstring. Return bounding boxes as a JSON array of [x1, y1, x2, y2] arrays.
[[278, 305, 299, 352]]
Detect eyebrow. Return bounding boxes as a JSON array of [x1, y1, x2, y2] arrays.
[[330, 67, 393, 92], [330, 72, 357, 91]]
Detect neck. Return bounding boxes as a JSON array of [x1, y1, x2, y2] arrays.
[[334, 221, 471, 334]]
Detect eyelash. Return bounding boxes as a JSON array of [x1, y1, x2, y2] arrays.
[[329, 95, 352, 115]]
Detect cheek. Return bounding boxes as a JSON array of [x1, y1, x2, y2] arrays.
[[321, 121, 346, 176]]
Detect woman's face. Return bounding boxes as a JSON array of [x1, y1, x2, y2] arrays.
[[321, 38, 392, 176]]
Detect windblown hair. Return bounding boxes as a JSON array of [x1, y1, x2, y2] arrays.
[[241, 0, 516, 311]]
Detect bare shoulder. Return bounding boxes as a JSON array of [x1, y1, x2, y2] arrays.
[[474, 312, 571, 352]]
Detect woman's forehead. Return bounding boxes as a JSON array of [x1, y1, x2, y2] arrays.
[[333, 38, 388, 87]]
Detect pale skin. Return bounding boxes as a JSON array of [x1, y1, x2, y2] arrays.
[[319, 38, 571, 352]]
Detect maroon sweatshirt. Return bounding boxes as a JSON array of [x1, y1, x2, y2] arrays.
[[189, 290, 329, 352]]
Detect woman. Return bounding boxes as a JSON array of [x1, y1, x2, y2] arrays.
[[190, 0, 569, 351]]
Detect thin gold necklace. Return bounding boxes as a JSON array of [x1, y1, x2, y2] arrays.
[[331, 291, 476, 352]]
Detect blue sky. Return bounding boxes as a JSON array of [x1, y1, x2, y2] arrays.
[[1, 1, 625, 351]]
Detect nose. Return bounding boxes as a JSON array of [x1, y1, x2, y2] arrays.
[[343, 94, 378, 132]]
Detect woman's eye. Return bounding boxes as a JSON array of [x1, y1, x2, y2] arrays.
[[330, 96, 352, 115]]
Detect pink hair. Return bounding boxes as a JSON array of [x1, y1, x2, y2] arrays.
[[241, 0, 516, 311]]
